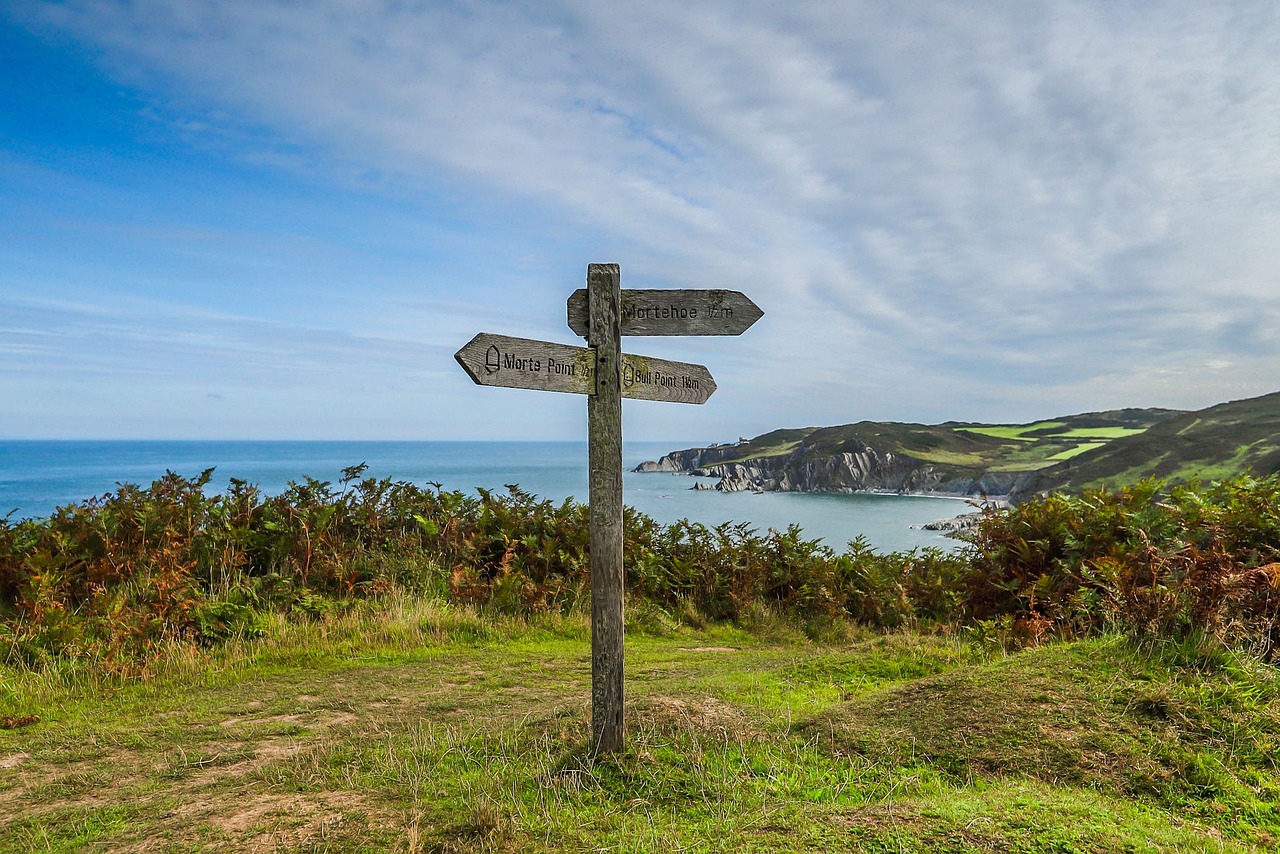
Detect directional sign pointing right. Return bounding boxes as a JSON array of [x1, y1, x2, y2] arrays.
[[454, 265, 757, 755], [567, 288, 763, 337], [455, 332, 716, 404]]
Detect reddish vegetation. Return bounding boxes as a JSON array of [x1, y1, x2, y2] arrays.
[[2, 465, 1278, 667]]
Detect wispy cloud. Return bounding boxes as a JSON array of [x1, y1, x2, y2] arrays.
[[7, 1, 1280, 436], [0, 294, 449, 380]]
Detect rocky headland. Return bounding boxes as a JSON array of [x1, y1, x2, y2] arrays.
[[635, 392, 1280, 506], [633, 407, 1192, 505], [635, 439, 1056, 503]]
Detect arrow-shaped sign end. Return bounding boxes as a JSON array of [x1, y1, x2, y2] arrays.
[[454, 333, 490, 386]]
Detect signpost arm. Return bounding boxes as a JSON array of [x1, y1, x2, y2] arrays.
[[456, 264, 756, 755], [587, 263, 625, 753]]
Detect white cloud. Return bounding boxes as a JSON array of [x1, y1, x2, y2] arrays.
[[10, 0, 1280, 434]]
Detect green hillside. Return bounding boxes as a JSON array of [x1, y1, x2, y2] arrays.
[[677, 392, 1280, 498], [1043, 391, 1280, 490], [944, 408, 1180, 475], [712, 408, 1180, 480]]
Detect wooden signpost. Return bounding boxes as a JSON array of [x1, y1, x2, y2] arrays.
[[454, 333, 716, 404], [566, 288, 763, 337], [454, 263, 761, 752]]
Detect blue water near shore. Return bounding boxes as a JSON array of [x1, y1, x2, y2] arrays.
[[0, 441, 968, 553]]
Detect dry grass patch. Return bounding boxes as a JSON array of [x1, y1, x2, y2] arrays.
[[177, 790, 378, 851], [633, 694, 762, 742]]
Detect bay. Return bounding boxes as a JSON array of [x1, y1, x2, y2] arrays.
[[0, 441, 968, 552]]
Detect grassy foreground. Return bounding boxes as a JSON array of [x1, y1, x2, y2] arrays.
[[2, 598, 1278, 852]]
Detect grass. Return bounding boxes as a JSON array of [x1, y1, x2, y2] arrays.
[[898, 449, 988, 466], [956, 424, 1151, 443], [1048, 441, 1106, 461], [713, 439, 804, 465], [956, 422, 1067, 441], [1049, 391, 1280, 492], [3, 596, 1278, 852], [1155, 440, 1280, 486], [1052, 427, 1149, 439], [983, 460, 1059, 472], [947, 421, 1158, 476], [1075, 440, 1280, 491]]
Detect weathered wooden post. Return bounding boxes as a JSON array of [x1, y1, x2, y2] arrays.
[[455, 264, 760, 753], [586, 263, 624, 752]]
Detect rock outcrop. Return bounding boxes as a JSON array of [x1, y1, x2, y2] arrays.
[[914, 511, 987, 533], [633, 443, 751, 474]]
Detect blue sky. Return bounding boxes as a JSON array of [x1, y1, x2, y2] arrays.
[[4, 1, 1280, 441]]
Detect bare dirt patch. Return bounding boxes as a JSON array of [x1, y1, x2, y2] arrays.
[[826, 801, 920, 832], [0, 751, 29, 769], [220, 713, 301, 727], [250, 738, 310, 764], [163, 790, 379, 851], [0, 746, 154, 833], [219, 709, 358, 729]]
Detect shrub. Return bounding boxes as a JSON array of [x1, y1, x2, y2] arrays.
[[965, 475, 1280, 657], [4, 468, 1279, 666]]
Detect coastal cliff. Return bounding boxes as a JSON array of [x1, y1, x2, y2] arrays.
[[636, 391, 1280, 509], [635, 408, 1186, 503], [637, 439, 1056, 502]]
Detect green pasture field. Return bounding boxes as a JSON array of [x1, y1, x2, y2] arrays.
[[3, 598, 1277, 852], [896, 449, 987, 466], [1048, 441, 1107, 461], [1052, 427, 1149, 439], [956, 424, 1145, 444], [954, 422, 1066, 441], [714, 439, 803, 465]]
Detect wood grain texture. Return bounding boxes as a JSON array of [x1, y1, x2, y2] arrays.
[[587, 263, 625, 754], [454, 333, 595, 395], [455, 333, 715, 404], [567, 288, 763, 337], [619, 353, 716, 404]]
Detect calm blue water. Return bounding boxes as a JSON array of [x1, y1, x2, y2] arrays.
[[0, 441, 968, 552]]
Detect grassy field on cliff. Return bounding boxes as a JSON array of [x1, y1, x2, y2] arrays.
[[1048, 391, 1280, 491], [704, 408, 1177, 478], [697, 390, 1280, 494], [3, 602, 1279, 852]]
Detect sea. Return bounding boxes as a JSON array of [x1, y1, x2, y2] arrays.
[[0, 441, 970, 553]]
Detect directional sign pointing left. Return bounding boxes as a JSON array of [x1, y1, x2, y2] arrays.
[[454, 332, 716, 404], [454, 264, 756, 754]]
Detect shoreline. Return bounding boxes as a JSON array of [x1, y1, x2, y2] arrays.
[[643, 470, 1006, 507], [639, 471, 997, 541]]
